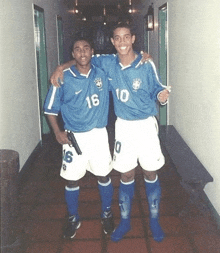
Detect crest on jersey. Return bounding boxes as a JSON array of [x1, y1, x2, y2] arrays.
[[132, 78, 142, 91], [94, 78, 103, 89]]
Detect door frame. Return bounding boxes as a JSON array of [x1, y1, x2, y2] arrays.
[[158, 3, 169, 126], [56, 15, 64, 65], [33, 4, 50, 137]]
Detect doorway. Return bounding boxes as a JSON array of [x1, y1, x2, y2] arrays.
[[159, 3, 168, 125], [33, 5, 50, 135]]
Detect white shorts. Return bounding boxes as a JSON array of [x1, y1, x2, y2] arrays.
[[60, 128, 112, 181], [113, 117, 165, 173]]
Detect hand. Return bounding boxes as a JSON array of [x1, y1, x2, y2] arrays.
[[55, 131, 71, 145], [158, 89, 170, 103], [50, 66, 64, 87], [140, 51, 152, 63]]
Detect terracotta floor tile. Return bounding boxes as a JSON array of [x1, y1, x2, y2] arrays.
[[74, 220, 102, 239], [25, 220, 63, 241], [107, 238, 149, 253], [183, 216, 219, 234], [25, 242, 61, 253], [30, 203, 67, 219], [159, 216, 187, 236], [193, 233, 220, 253], [61, 240, 102, 253], [161, 185, 189, 199], [79, 188, 101, 201], [144, 216, 188, 238], [149, 236, 194, 253], [160, 198, 186, 216], [78, 202, 102, 219]]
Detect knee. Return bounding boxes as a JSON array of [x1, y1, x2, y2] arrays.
[[143, 171, 157, 181], [121, 170, 135, 183], [66, 180, 79, 188], [97, 176, 110, 184]]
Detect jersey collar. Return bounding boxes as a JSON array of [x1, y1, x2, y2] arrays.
[[69, 65, 93, 78], [116, 53, 142, 70]]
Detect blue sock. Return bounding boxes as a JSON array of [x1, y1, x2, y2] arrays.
[[98, 178, 114, 216], [111, 180, 135, 242], [65, 186, 80, 220], [145, 176, 164, 242]]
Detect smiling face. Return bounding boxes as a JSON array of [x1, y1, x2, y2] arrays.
[[111, 27, 135, 56], [72, 40, 94, 70]]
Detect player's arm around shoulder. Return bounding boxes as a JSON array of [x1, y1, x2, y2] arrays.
[[50, 60, 75, 87], [92, 53, 116, 71]]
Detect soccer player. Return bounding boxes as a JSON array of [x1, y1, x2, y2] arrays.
[[50, 23, 170, 243], [44, 38, 114, 239], [91, 23, 170, 243]]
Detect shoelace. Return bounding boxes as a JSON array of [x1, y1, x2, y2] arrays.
[[103, 210, 112, 219]]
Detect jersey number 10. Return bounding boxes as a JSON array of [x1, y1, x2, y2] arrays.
[[116, 88, 129, 102]]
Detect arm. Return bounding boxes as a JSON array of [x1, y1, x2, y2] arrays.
[[47, 114, 71, 145], [50, 60, 75, 87], [146, 59, 171, 104]]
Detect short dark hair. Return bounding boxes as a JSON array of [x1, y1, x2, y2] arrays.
[[111, 22, 135, 38], [72, 37, 94, 51]]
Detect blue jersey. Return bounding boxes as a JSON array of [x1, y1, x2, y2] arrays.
[[92, 53, 165, 120], [44, 65, 109, 132]]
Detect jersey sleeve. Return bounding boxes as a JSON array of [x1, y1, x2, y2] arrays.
[[91, 54, 115, 74], [145, 60, 166, 101], [43, 85, 63, 115]]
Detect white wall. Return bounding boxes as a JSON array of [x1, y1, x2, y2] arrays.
[[0, 0, 68, 169], [141, 0, 220, 214]]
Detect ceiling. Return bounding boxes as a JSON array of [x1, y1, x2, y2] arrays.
[[63, 0, 145, 21], [65, 0, 143, 5]]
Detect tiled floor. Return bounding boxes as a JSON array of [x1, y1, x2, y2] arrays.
[[14, 125, 220, 253]]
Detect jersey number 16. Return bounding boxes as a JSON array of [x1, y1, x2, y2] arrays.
[[86, 94, 100, 108]]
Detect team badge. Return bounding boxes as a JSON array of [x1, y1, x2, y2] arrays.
[[132, 78, 142, 91], [94, 78, 103, 89]]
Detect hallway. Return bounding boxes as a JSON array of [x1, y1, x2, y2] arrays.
[[17, 125, 220, 253]]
